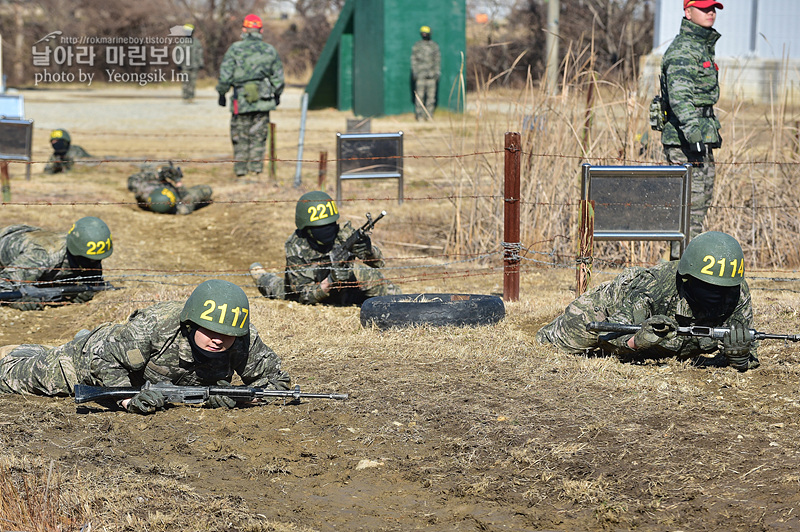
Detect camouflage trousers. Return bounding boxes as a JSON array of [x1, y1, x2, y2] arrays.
[[181, 70, 199, 101], [0, 344, 76, 396], [254, 263, 401, 304], [535, 292, 610, 354], [414, 78, 437, 120], [176, 185, 213, 215], [664, 145, 715, 238], [230, 111, 270, 176]]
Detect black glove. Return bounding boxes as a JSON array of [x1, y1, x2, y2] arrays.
[[328, 246, 352, 284], [633, 315, 678, 349], [9, 296, 43, 311], [689, 141, 706, 155], [721, 322, 757, 371], [205, 381, 237, 409], [218, 93, 226, 107], [127, 389, 166, 415], [351, 234, 373, 261], [72, 290, 95, 304], [275, 94, 280, 106]]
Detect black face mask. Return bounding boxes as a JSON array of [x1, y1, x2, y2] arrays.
[[305, 223, 339, 253], [678, 276, 740, 324], [66, 253, 103, 285], [51, 139, 70, 156]]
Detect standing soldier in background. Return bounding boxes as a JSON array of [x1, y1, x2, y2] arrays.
[[216, 14, 284, 179], [411, 25, 440, 121], [127, 163, 213, 215], [177, 24, 204, 103], [43, 129, 93, 174], [661, 0, 723, 257]]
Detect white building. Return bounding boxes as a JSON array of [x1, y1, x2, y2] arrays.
[[640, 0, 800, 103]]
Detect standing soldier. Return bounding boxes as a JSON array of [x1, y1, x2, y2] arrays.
[[43, 129, 93, 174], [249, 191, 400, 305], [177, 23, 204, 103], [661, 0, 723, 257], [127, 163, 213, 215], [0, 216, 113, 309], [216, 14, 284, 179], [411, 25, 441, 121]]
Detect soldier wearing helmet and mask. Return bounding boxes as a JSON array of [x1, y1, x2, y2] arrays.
[[250, 191, 400, 305], [0, 279, 291, 414], [0, 216, 113, 309], [43, 129, 93, 174], [411, 25, 440, 121], [536, 231, 758, 371]]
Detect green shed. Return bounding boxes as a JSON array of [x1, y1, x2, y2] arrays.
[[305, 0, 466, 117]]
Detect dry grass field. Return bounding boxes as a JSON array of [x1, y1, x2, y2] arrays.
[[2, 81, 800, 531]]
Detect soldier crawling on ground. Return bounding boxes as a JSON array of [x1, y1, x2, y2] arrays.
[[0, 280, 291, 414], [127, 163, 213, 215], [250, 191, 400, 306], [43, 129, 93, 174]]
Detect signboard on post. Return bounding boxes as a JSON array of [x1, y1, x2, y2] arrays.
[[581, 163, 692, 249], [0, 118, 34, 183], [336, 131, 403, 204]]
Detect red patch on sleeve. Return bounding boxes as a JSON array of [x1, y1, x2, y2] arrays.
[[703, 61, 711, 68]]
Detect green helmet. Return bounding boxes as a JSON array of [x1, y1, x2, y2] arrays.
[[66, 217, 113, 260], [678, 231, 745, 287], [180, 280, 250, 336], [148, 187, 177, 213], [295, 191, 340, 230]]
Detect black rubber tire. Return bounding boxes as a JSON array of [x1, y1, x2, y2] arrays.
[[360, 293, 505, 329]]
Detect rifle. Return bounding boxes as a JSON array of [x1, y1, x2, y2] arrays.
[[586, 321, 800, 342], [332, 211, 387, 261], [0, 282, 118, 303], [74, 382, 348, 406]]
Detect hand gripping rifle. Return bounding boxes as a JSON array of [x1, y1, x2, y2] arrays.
[[332, 211, 387, 260], [74, 381, 348, 406], [0, 282, 118, 304], [586, 321, 800, 342]]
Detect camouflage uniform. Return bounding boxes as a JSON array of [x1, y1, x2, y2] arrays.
[[661, 17, 722, 239], [536, 261, 757, 360], [177, 37, 204, 101], [127, 165, 212, 215], [0, 225, 102, 292], [254, 222, 399, 305], [411, 39, 440, 121], [0, 301, 290, 396], [43, 145, 93, 174], [216, 29, 284, 176]]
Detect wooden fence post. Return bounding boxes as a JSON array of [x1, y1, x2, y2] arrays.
[[318, 151, 327, 189], [269, 122, 276, 179], [503, 132, 521, 302], [576, 199, 595, 296]]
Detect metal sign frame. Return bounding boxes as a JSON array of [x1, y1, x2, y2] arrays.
[[581, 163, 692, 255], [336, 131, 403, 204], [0, 93, 24, 119]]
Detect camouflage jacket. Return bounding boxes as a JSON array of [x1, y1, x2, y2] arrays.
[[177, 38, 204, 71], [62, 301, 291, 389], [660, 18, 721, 147], [126, 167, 212, 214], [43, 145, 92, 174], [593, 261, 756, 357], [284, 221, 385, 304], [411, 39, 441, 80], [216, 31, 284, 114], [0, 225, 95, 291]]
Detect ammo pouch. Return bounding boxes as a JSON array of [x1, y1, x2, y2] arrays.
[[649, 95, 667, 132], [243, 82, 260, 103], [258, 79, 275, 101]]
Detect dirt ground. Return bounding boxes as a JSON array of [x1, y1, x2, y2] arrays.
[[2, 84, 800, 531]]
